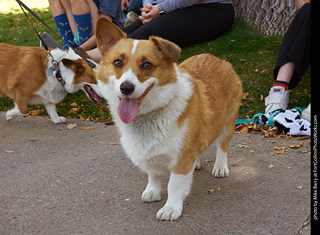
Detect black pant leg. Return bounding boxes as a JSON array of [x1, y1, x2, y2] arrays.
[[123, 3, 234, 47], [274, 3, 311, 89]]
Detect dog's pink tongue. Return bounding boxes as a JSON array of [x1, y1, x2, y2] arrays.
[[117, 98, 139, 124]]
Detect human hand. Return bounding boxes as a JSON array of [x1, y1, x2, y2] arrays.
[[139, 4, 160, 24], [121, 0, 130, 11]]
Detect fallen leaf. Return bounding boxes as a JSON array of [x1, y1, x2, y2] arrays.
[[28, 110, 43, 117], [260, 94, 264, 101], [273, 145, 287, 150], [4, 150, 14, 154], [79, 127, 95, 130], [296, 185, 303, 190], [288, 142, 303, 148], [107, 141, 119, 145], [206, 189, 214, 194], [70, 107, 80, 114], [71, 102, 78, 107], [242, 92, 249, 99], [260, 68, 267, 75], [240, 126, 250, 134], [276, 149, 287, 154], [67, 123, 77, 130], [238, 144, 249, 148]]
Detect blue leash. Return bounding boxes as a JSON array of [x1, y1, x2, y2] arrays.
[[235, 113, 264, 126], [236, 107, 305, 127]]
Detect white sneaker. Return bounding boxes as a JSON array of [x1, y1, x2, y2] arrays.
[[302, 103, 311, 122], [265, 86, 289, 114]]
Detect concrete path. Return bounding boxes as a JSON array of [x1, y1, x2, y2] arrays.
[[0, 112, 311, 234]]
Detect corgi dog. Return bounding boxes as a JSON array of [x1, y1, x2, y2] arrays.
[[94, 18, 243, 221], [0, 43, 102, 123]]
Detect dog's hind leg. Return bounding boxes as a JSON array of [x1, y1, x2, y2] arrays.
[[6, 93, 28, 121], [6, 102, 23, 121], [212, 124, 234, 178], [194, 157, 201, 170]]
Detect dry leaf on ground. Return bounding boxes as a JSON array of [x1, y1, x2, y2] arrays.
[[67, 123, 77, 130], [79, 127, 96, 130], [206, 189, 214, 194], [273, 145, 287, 150], [107, 142, 119, 145], [71, 102, 78, 107], [70, 107, 80, 114], [28, 110, 44, 117], [288, 142, 304, 148]]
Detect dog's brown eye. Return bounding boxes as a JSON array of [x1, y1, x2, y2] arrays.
[[113, 59, 123, 68], [142, 62, 153, 70]]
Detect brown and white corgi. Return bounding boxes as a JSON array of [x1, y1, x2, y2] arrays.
[[94, 18, 243, 221], [0, 43, 102, 123]]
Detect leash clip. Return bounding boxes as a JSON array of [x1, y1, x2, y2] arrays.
[[51, 60, 65, 86]]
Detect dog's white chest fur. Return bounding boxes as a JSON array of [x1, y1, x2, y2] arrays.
[[120, 109, 188, 174]]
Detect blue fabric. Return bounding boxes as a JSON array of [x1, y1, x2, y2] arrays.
[[93, 0, 125, 29], [53, 13, 77, 49], [73, 13, 92, 46]]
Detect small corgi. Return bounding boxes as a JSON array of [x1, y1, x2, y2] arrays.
[[0, 43, 102, 123], [94, 19, 243, 221]]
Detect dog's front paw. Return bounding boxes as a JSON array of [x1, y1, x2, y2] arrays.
[[212, 164, 229, 177], [51, 116, 67, 124], [156, 206, 182, 221], [142, 189, 161, 202]]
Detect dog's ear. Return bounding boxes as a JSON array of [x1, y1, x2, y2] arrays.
[[149, 36, 181, 62], [96, 18, 127, 55], [74, 47, 92, 60], [62, 59, 85, 73]]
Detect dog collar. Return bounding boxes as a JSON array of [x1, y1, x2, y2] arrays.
[[46, 56, 65, 86]]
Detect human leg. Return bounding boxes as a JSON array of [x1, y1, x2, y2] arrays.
[[49, 0, 76, 48], [124, 3, 234, 47], [265, 3, 310, 113], [70, 0, 93, 47], [273, 3, 311, 89]]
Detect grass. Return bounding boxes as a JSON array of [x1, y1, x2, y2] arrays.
[[0, 3, 311, 121]]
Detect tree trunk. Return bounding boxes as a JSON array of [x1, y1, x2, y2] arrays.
[[233, 0, 298, 36]]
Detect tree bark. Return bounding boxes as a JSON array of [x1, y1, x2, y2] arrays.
[[233, 0, 299, 36]]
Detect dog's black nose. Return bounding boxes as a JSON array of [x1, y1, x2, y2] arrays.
[[120, 81, 135, 95]]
